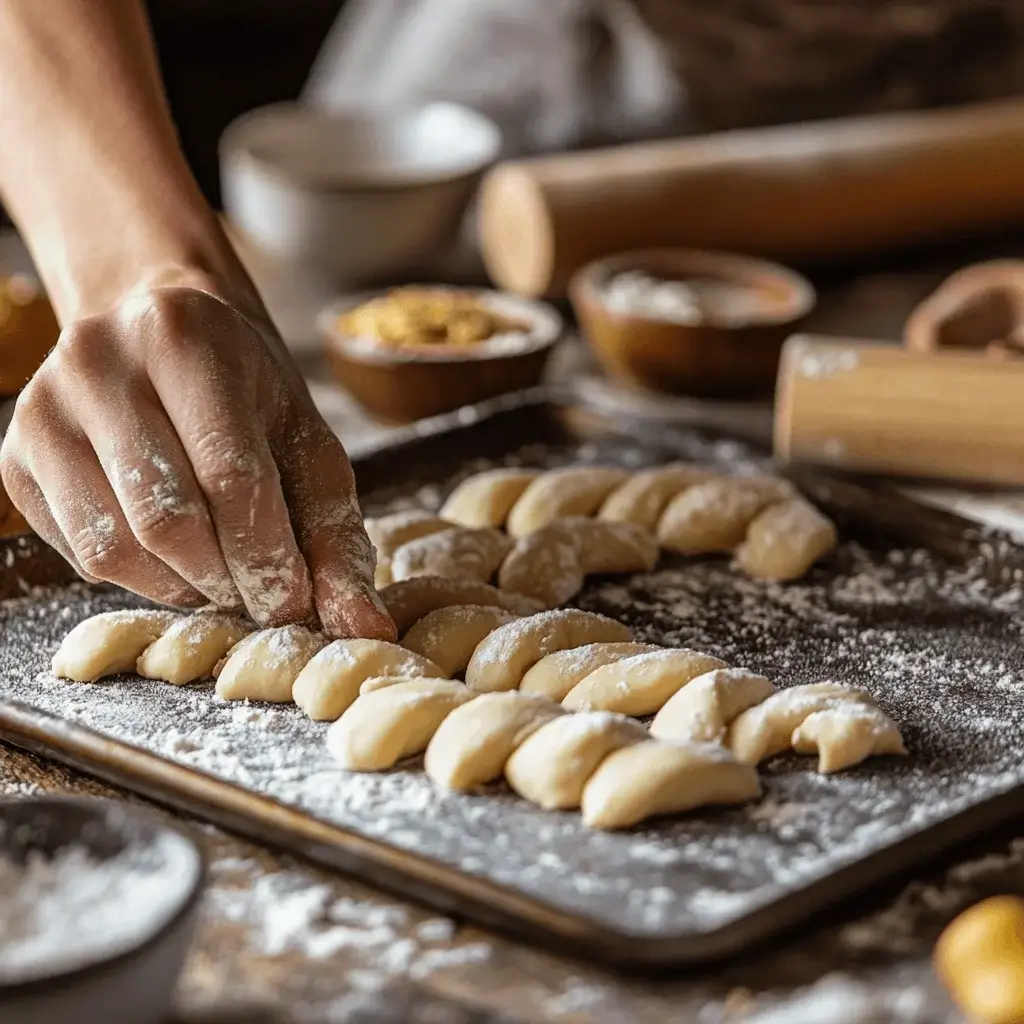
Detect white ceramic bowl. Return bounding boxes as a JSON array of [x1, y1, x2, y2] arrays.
[[220, 102, 502, 287]]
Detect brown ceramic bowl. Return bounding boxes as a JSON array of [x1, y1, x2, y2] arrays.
[[569, 249, 815, 399], [320, 288, 563, 424]]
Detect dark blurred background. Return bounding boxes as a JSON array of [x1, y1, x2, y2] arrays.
[[6, 0, 1024, 222], [148, 0, 1024, 209], [147, 0, 346, 209]]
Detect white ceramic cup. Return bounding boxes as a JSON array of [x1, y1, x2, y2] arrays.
[[220, 101, 502, 288]]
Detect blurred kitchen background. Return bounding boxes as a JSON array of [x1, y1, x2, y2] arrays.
[[2, 0, 1024, 532]]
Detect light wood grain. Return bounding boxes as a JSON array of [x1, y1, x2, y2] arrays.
[[479, 98, 1024, 298], [775, 336, 1024, 486]]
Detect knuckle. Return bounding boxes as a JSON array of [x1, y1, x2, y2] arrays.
[[52, 321, 108, 375], [191, 432, 269, 496], [73, 519, 130, 579], [127, 498, 201, 554]]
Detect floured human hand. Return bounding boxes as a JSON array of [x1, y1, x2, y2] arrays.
[[0, 286, 394, 641]]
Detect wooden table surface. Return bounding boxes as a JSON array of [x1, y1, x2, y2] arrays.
[[3, 230, 1024, 1022]]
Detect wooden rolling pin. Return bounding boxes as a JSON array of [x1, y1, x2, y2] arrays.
[[774, 336, 1024, 487], [479, 98, 1024, 299]]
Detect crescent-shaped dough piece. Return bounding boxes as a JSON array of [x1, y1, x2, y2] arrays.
[[497, 523, 584, 609], [381, 576, 542, 634], [581, 740, 761, 830], [326, 678, 472, 771], [439, 468, 539, 528], [464, 609, 632, 693], [400, 604, 519, 678], [734, 497, 838, 582], [136, 612, 253, 685], [562, 648, 728, 716], [504, 711, 649, 810], [657, 476, 795, 555], [598, 464, 718, 530], [506, 467, 629, 539], [52, 610, 181, 682], [215, 625, 325, 702], [390, 526, 512, 584], [564, 518, 659, 575], [292, 639, 446, 721], [727, 682, 877, 765], [650, 668, 777, 744], [791, 704, 907, 773], [364, 511, 455, 588], [519, 642, 662, 702], [424, 691, 565, 790]]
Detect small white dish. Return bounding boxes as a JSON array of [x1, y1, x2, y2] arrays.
[[220, 102, 502, 287]]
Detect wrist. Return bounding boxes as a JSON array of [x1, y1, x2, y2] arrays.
[[44, 203, 266, 327]]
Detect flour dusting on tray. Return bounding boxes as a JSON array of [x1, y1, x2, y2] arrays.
[[2, 426, 1024, 950]]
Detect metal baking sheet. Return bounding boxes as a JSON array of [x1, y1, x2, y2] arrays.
[[2, 391, 1024, 968]]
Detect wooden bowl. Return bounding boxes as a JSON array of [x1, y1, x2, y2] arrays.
[[0, 275, 60, 397], [320, 288, 563, 424], [569, 249, 815, 398]]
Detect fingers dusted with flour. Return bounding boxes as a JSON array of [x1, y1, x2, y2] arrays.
[[0, 287, 396, 637], [274, 410, 396, 642], [0, 3, 394, 638]]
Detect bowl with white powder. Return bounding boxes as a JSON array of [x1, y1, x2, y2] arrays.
[[0, 797, 205, 1024], [570, 248, 815, 398]]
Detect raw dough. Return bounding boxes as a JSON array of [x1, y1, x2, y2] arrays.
[[727, 682, 878, 765], [497, 523, 584, 609], [581, 740, 761, 830], [657, 476, 795, 555], [326, 678, 472, 771], [791, 704, 907, 773], [650, 668, 776, 744], [505, 467, 628, 538], [390, 526, 511, 584], [292, 639, 445, 721], [136, 612, 252, 686], [464, 609, 632, 692], [504, 711, 648, 810], [518, 642, 661, 701], [215, 625, 326, 702], [598, 463, 717, 530], [439, 468, 538, 527], [439, 464, 837, 582], [561, 648, 727, 716], [381, 575, 542, 633], [52, 610, 180, 683], [568, 518, 659, 575], [363, 510, 454, 588], [424, 691, 564, 790], [734, 497, 839, 582], [400, 604, 519, 678]]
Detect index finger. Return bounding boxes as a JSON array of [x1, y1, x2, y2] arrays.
[[275, 415, 396, 641]]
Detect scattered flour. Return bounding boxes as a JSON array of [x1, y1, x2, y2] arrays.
[[2, 429, 1023, 957]]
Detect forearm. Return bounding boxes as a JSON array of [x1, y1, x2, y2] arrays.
[[0, 0, 258, 324]]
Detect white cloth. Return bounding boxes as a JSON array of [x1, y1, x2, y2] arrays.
[[302, 0, 686, 158]]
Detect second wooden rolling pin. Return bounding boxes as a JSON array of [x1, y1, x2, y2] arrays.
[[479, 98, 1024, 299], [774, 336, 1024, 487]]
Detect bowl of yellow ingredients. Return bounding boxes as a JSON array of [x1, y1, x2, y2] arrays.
[[320, 286, 563, 423]]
